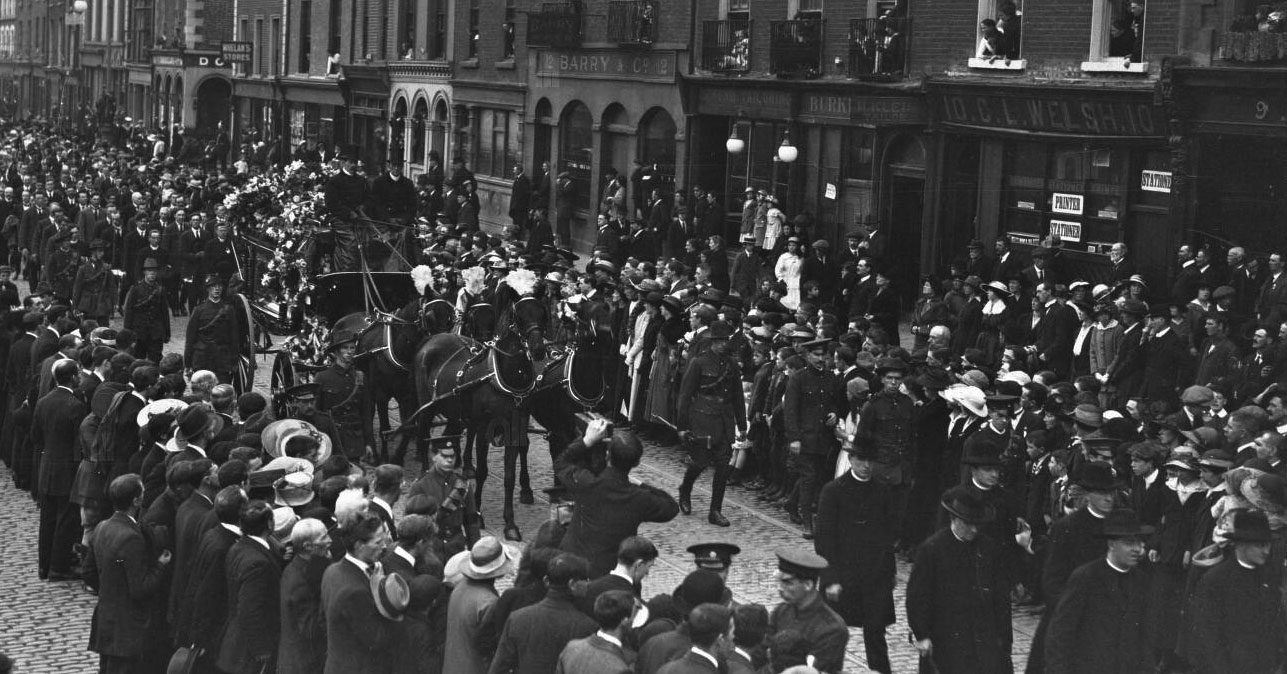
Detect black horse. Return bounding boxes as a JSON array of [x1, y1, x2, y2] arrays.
[[350, 296, 456, 465], [409, 295, 547, 541], [525, 318, 613, 476]]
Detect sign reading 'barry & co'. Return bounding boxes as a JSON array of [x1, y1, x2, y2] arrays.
[[933, 89, 1165, 137], [537, 51, 674, 80]]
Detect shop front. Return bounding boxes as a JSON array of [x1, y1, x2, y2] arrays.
[[1173, 65, 1287, 258], [387, 61, 453, 178], [924, 81, 1173, 286], [339, 64, 391, 169], [526, 47, 685, 250], [685, 80, 926, 289], [279, 76, 344, 155]]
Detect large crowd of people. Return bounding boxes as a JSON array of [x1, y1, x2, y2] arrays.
[[0, 117, 1284, 674]]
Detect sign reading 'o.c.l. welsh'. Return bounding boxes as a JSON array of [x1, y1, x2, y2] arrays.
[[934, 90, 1165, 137]]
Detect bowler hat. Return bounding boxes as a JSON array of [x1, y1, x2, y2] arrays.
[[1074, 461, 1118, 492], [1099, 508, 1156, 538], [961, 434, 1005, 466], [1225, 509, 1273, 543], [844, 436, 880, 461], [940, 486, 995, 524]]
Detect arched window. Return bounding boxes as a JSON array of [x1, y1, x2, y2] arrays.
[[560, 101, 593, 215], [639, 107, 677, 195]]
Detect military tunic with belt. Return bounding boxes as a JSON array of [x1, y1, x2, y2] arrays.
[[314, 363, 375, 461], [676, 348, 746, 465], [184, 297, 240, 378], [408, 463, 480, 559], [122, 279, 171, 341]]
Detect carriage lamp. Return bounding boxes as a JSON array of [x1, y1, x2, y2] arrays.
[[777, 131, 798, 163], [725, 126, 745, 155]]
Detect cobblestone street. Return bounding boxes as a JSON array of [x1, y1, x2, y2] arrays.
[[0, 300, 1040, 673]]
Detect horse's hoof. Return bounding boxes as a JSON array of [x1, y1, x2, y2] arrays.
[[519, 489, 534, 505], [503, 525, 523, 542]]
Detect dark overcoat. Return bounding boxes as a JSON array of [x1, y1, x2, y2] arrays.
[[814, 471, 896, 628]]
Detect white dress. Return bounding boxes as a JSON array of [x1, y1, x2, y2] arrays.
[[775, 251, 803, 310]]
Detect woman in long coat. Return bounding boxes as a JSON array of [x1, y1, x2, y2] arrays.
[[774, 238, 804, 311], [644, 297, 686, 428]]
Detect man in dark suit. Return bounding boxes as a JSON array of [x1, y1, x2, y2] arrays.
[[379, 513, 443, 674], [369, 160, 418, 225], [729, 234, 760, 299], [1026, 461, 1117, 674], [814, 441, 895, 674], [489, 553, 598, 674], [1019, 247, 1057, 292], [1190, 509, 1284, 674], [964, 239, 995, 282], [1103, 300, 1147, 405], [906, 487, 1011, 674], [556, 419, 680, 577], [702, 235, 731, 293], [509, 163, 532, 230], [86, 474, 173, 674], [1045, 509, 1156, 674], [217, 500, 284, 674], [1171, 243, 1202, 304], [279, 519, 332, 674], [1030, 282, 1078, 381], [800, 239, 840, 305], [1140, 303, 1194, 409], [321, 510, 396, 674], [655, 604, 732, 674], [369, 464, 402, 539], [167, 461, 218, 631], [582, 535, 655, 613], [995, 237, 1026, 283], [1257, 252, 1287, 329], [174, 485, 247, 654], [531, 161, 551, 214], [555, 590, 637, 674], [33, 358, 89, 580], [1226, 246, 1264, 315]]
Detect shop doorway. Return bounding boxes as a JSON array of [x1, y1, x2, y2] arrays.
[[885, 136, 926, 307], [195, 77, 230, 136]]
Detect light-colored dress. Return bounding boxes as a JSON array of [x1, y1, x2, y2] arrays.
[[775, 251, 803, 310]]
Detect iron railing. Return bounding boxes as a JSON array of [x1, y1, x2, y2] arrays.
[[700, 19, 751, 72], [849, 17, 909, 79], [770, 18, 824, 78], [607, 0, 657, 45]]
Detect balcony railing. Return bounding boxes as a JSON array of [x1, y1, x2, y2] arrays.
[[607, 0, 657, 46], [849, 17, 909, 79], [770, 18, 823, 78], [701, 19, 751, 72], [527, 2, 584, 49], [1217, 29, 1287, 63]]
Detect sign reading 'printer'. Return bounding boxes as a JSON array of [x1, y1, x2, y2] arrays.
[[935, 92, 1163, 136], [537, 51, 674, 79]]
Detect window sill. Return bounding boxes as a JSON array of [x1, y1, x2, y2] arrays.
[[495, 59, 515, 69], [461, 58, 479, 68], [1080, 59, 1148, 73], [968, 57, 1026, 70]]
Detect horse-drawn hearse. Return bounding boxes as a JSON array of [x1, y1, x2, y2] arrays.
[[242, 224, 612, 541]]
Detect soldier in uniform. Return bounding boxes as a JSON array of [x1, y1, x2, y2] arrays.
[[122, 258, 171, 362], [770, 549, 850, 674], [783, 337, 845, 539], [688, 542, 741, 607], [45, 231, 79, 304], [183, 274, 240, 384], [855, 357, 915, 546], [314, 322, 375, 463], [408, 435, 480, 559], [72, 240, 118, 325], [675, 320, 746, 527]]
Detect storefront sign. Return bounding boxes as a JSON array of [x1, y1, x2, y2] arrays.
[[221, 42, 253, 64], [1051, 193, 1084, 215], [1049, 219, 1083, 242], [933, 90, 1162, 136], [1140, 170, 1171, 193], [697, 88, 793, 120], [824, 183, 837, 200], [799, 95, 926, 125], [536, 51, 674, 80], [153, 55, 182, 67]]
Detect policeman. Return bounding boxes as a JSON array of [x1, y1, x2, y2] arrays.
[[122, 257, 171, 362], [184, 274, 240, 384], [314, 322, 375, 463], [408, 434, 480, 558], [687, 542, 742, 580], [676, 319, 747, 527], [689, 542, 741, 607]]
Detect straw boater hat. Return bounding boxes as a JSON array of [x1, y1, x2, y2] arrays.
[[137, 398, 189, 428], [444, 536, 520, 581], [261, 419, 333, 464], [370, 571, 411, 621]]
